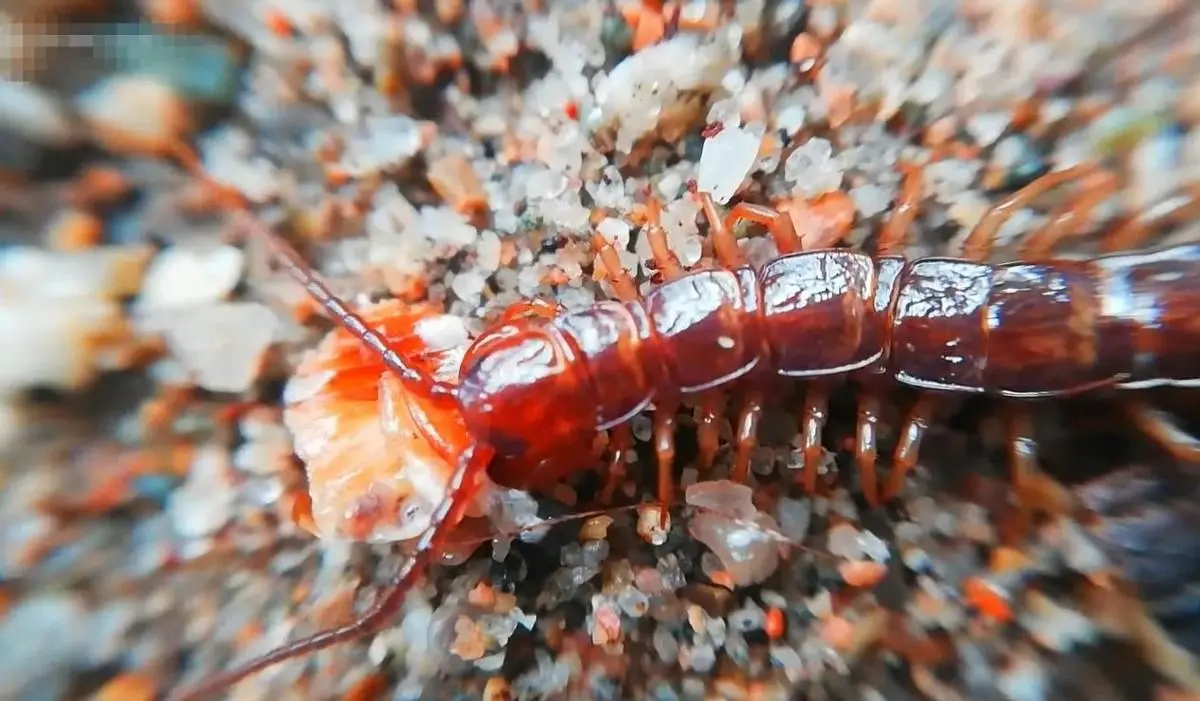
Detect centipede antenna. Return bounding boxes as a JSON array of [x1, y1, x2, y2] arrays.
[[243, 214, 454, 399], [171, 445, 492, 701]]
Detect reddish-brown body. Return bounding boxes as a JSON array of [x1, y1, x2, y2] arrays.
[[464, 243, 1200, 494], [176, 158, 1200, 700]]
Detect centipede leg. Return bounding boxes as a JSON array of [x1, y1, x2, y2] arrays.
[[645, 197, 686, 279], [494, 297, 562, 324], [654, 398, 680, 525], [856, 392, 882, 506], [731, 390, 764, 483], [590, 231, 640, 302], [1019, 169, 1121, 259], [1005, 405, 1038, 542], [599, 425, 633, 504], [722, 201, 803, 253], [959, 162, 1098, 261], [693, 192, 756, 473], [171, 443, 493, 701], [695, 393, 723, 470], [875, 162, 924, 256], [590, 228, 644, 503], [697, 192, 749, 265], [798, 384, 830, 494], [1126, 400, 1200, 461], [1099, 183, 1200, 253], [882, 394, 937, 502]]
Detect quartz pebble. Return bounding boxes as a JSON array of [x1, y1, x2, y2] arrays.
[[686, 481, 782, 586], [77, 74, 194, 157], [0, 595, 92, 696], [697, 123, 762, 204], [145, 302, 280, 393], [137, 243, 245, 313]]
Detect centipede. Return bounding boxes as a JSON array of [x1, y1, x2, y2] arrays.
[[169, 162, 1200, 699], [169, 9, 1200, 701]]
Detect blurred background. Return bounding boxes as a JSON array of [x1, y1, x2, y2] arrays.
[[2, 1, 1200, 700]]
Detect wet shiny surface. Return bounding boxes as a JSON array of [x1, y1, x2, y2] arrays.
[[761, 250, 883, 376], [457, 319, 599, 488], [1098, 244, 1200, 388], [891, 258, 991, 392], [984, 261, 1110, 396], [644, 268, 764, 392], [556, 300, 662, 428]]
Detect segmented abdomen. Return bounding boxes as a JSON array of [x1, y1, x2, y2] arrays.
[[887, 244, 1200, 396], [454, 243, 1200, 487]]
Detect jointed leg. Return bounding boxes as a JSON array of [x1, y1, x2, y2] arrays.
[[1020, 168, 1120, 259], [1099, 183, 1200, 253], [857, 165, 922, 505], [493, 298, 561, 325], [731, 390, 764, 483], [694, 392, 723, 471], [590, 225, 645, 503], [599, 425, 633, 504], [643, 201, 690, 522], [1005, 405, 1038, 542], [172, 444, 494, 701], [723, 200, 803, 254], [644, 197, 685, 279], [654, 398, 679, 522], [590, 231, 640, 302], [856, 392, 882, 506], [882, 394, 937, 502], [876, 162, 924, 257], [960, 162, 1099, 261], [798, 384, 830, 494], [693, 193, 760, 477], [1126, 400, 1200, 461], [696, 191, 747, 266]]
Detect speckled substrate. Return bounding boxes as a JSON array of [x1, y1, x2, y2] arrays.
[[2, 1, 1200, 700]]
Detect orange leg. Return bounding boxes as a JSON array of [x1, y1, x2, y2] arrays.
[[1020, 169, 1120, 259], [859, 164, 923, 504], [798, 384, 830, 495], [721, 199, 802, 255], [645, 197, 685, 279], [875, 162, 924, 257], [644, 199, 688, 518], [590, 231, 640, 302], [696, 191, 747, 266], [1127, 401, 1200, 461], [1099, 183, 1200, 253], [882, 394, 937, 503], [694, 392, 723, 470], [856, 392, 882, 507], [1004, 405, 1039, 542], [730, 390, 764, 483], [653, 397, 679, 516], [960, 162, 1099, 261], [600, 424, 633, 504], [700, 196, 803, 489], [590, 227, 643, 503], [493, 297, 562, 325]]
